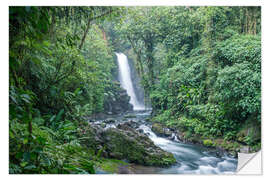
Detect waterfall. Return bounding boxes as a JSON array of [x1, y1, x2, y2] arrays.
[[116, 53, 145, 110]]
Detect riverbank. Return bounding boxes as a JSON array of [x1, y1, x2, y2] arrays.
[[148, 116, 261, 158]]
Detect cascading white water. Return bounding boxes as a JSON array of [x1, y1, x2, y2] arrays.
[[116, 53, 145, 110], [138, 124, 237, 174]]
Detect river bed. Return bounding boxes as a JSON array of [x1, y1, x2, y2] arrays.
[[93, 110, 238, 174]]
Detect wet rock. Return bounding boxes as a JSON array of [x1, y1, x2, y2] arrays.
[[145, 117, 151, 122], [100, 123, 106, 128], [164, 128, 172, 137], [124, 114, 137, 119], [118, 165, 131, 174], [104, 118, 116, 123], [117, 121, 139, 129]]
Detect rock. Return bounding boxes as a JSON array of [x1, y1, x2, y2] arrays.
[[236, 121, 261, 144], [151, 123, 172, 137], [104, 118, 116, 123], [240, 146, 250, 153], [152, 123, 163, 135], [203, 139, 214, 147], [79, 122, 176, 167], [101, 126, 176, 167], [124, 114, 137, 119], [103, 81, 133, 114], [145, 117, 151, 121], [164, 128, 172, 137], [109, 152, 123, 159], [77, 124, 104, 154], [176, 131, 185, 141], [118, 165, 131, 174], [100, 123, 106, 128], [138, 129, 144, 134], [117, 121, 139, 129]]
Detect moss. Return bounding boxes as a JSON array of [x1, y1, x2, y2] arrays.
[[203, 139, 214, 147], [100, 123, 106, 128], [144, 152, 176, 167], [102, 128, 176, 167], [160, 153, 177, 166], [151, 123, 164, 135], [97, 158, 128, 173]]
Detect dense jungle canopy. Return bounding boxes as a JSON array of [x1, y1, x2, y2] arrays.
[[9, 6, 261, 174]]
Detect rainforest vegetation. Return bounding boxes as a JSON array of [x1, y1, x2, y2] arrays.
[[9, 6, 261, 174]]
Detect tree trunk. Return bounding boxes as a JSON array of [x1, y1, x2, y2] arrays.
[[79, 17, 91, 50]]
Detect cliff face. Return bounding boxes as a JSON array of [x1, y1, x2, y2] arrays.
[[103, 81, 133, 114]]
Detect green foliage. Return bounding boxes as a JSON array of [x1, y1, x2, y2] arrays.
[[149, 34, 260, 143], [9, 113, 96, 174], [203, 139, 214, 147], [9, 6, 261, 173], [9, 6, 119, 174]]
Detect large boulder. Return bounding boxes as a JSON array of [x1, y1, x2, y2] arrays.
[[77, 123, 104, 154], [79, 122, 176, 167], [101, 124, 176, 167]]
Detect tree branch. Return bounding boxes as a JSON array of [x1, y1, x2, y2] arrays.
[[79, 8, 114, 50]]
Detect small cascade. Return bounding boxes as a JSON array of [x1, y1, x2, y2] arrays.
[[116, 53, 145, 110]]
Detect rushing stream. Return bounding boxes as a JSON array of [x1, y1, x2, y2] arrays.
[[94, 53, 238, 174], [137, 111, 237, 174]]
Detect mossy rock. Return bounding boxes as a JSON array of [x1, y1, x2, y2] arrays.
[[236, 120, 261, 144], [97, 158, 128, 173], [101, 127, 176, 167], [203, 139, 214, 147], [104, 118, 116, 123], [77, 124, 103, 153], [124, 114, 137, 118], [145, 117, 151, 121], [152, 123, 164, 135], [100, 123, 106, 128]]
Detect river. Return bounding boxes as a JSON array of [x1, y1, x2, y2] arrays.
[[94, 110, 237, 174]]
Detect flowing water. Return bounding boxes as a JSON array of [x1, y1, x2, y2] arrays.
[[94, 110, 237, 174], [136, 112, 237, 174], [98, 53, 238, 174]]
